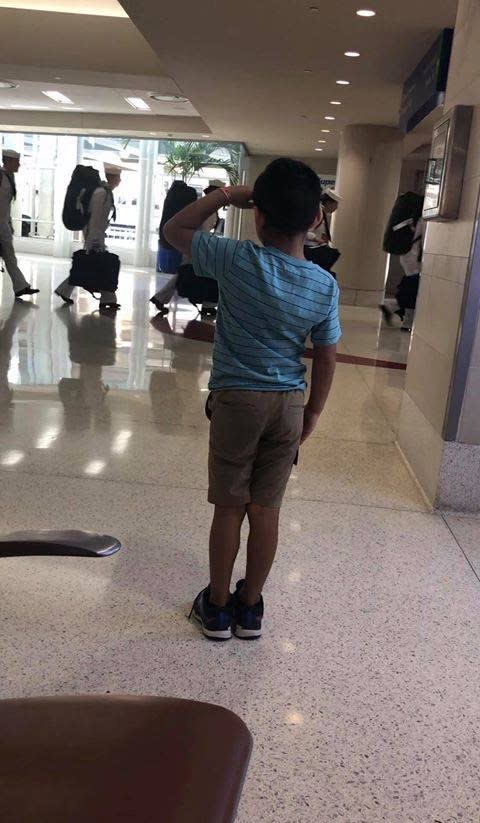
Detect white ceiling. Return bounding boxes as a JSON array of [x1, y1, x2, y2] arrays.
[[0, 81, 199, 117], [120, 0, 458, 157], [0, 0, 459, 156], [0, 0, 126, 15]]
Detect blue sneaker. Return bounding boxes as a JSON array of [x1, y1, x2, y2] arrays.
[[189, 586, 233, 641], [233, 580, 264, 640]]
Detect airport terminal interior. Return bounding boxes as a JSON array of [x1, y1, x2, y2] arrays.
[[1, 1, 480, 821]]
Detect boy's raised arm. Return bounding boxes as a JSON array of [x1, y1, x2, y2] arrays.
[[164, 185, 254, 257]]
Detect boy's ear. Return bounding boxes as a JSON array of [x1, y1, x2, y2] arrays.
[[254, 205, 266, 230]]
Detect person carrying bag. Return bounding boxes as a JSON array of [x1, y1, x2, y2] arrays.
[[55, 162, 123, 311]]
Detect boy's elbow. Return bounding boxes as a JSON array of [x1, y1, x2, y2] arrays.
[[314, 343, 337, 361]]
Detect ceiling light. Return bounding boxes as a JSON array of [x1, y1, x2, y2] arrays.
[[0, 80, 17, 89], [318, 139, 326, 143], [304, 69, 312, 74], [125, 96, 150, 111], [336, 80, 350, 85], [315, 148, 323, 152], [345, 51, 360, 57], [12, 104, 50, 110], [150, 93, 188, 103], [42, 90, 74, 105], [330, 100, 342, 105], [356, 8, 376, 16], [325, 116, 335, 120], [321, 129, 331, 133], [54, 76, 62, 80]]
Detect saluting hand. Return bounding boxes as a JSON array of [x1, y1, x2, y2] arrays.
[[223, 186, 254, 209]]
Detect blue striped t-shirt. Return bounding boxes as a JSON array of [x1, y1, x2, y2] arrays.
[[191, 231, 341, 391]]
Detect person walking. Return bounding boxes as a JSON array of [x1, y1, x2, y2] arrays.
[[150, 180, 198, 315], [55, 163, 122, 310], [150, 179, 225, 316], [381, 215, 424, 332], [0, 149, 39, 299], [164, 158, 340, 641]]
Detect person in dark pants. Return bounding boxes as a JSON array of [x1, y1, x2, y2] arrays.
[[381, 217, 424, 332]]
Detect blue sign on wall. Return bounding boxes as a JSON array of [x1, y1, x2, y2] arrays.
[[399, 29, 453, 134]]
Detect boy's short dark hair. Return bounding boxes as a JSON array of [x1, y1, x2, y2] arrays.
[[253, 158, 322, 236]]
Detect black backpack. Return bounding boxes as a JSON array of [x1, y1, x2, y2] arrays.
[[62, 165, 102, 231], [159, 181, 197, 251], [383, 192, 424, 255]]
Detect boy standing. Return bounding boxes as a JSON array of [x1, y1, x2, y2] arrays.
[[164, 158, 340, 640]]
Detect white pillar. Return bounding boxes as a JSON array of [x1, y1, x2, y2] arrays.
[[334, 125, 403, 306], [37, 134, 56, 239], [134, 139, 156, 268], [10, 134, 25, 230], [53, 135, 79, 259]]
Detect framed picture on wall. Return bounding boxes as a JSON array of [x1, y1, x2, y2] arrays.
[[423, 105, 473, 221]]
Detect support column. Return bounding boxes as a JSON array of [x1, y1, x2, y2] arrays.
[[134, 139, 156, 268], [53, 135, 79, 259], [333, 125, 403, 306]]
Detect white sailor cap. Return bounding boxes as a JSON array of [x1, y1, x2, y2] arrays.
[[104, 162, 123, 175], [2, 149, 20, 159], [324, 188, 341, 203]]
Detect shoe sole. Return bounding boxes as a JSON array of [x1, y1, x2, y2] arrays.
[[234, 626, 262, 640], [192, 612, 232, 641], [55, 292, 74, 305]]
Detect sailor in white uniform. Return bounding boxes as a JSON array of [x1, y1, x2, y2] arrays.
[[55, 162, 122, 310], [0, 149, 39, 298]]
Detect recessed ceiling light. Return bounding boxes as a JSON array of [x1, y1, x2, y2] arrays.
[[318, 140, 326, 143], [325, 116, 335, 120], [12, 104, 50, 110], [0, 80, 18, 89], [330, 100, 342, 105], [43, 90, 74, 105], [304, 69, 312, 74], [336, 80, 350, 85], [356, 8, 376, 16], [345, 51, 360, 57], [321, 129, 331, 133], [54, 76, 62, 80], [315, 148, 323, 151], [61, 107, 83, 111], [125, 96, 151, 111], [150, 93, 188, 103]]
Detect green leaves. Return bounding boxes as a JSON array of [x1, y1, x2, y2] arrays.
[[164, 141, 240, 184]]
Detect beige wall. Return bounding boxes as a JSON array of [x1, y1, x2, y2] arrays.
[[398, 0, 480, 507], [239, 153, 337, 243]]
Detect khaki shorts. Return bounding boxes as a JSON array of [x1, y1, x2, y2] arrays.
[[208, 389, 304, 509]]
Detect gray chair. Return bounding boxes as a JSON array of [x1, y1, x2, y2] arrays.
[[0, 529, 121, 558]]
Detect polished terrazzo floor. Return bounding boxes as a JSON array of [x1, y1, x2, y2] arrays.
[[1, 256, 480, 823]]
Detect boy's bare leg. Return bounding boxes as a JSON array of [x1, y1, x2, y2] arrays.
[[242, 503, 280, 606], [209, 504, 246, 607]]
